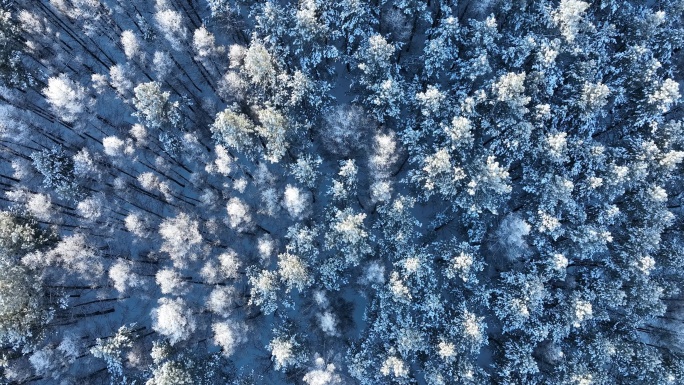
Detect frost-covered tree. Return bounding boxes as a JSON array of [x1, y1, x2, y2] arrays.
[[146, 360, 194, 385], [39, 233, 103, 280], [193, 26, 219, 59], [155, 10, 188, 51], [31, 147, 81, 201], [247, 269, 279, 314], [159, 213, 203, 268], [226, 197, 253, 232], [0, 6, 31, 88], [356, 34, 395, 82], [0, 211, 53, 255], [121, 30, 141, 60], [151, 297, 196, 345], [321, 104, 372, 156], [490, 214, 531, 262], [282, 185, 310, 220], [492, 72, 530, 113], [423, 15, 461, 79], [303, 355, 342, 385], [90, 324, 136, 381], [552, 0, 590, 43], [76, 195, 103, 221], [2, 0, 684, 383], [289, 154, 322, 189], [319, 206, 372, 289], [0, 255, 52, 350], [212, 320, 247, 357], [201, 250, 241, 284], [277, 251, 311, 292], [255, 106, 289, 163], [413, 147, 466, 199], [268, 334, 305, 371], [156, 268, 187, 295], [211, 107, 256, 155], [354, 34, 403, 121], [132, 81, 182, 129], [243, 40, 277, 88], [207, 286, 237, 317], [109, 260, 142, 293], [328, 159, 358, 202], [325, 207, 371, 266], [43, 74, 87, 123]]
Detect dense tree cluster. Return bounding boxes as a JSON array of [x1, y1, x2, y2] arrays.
[[0, 0, 683, 384]]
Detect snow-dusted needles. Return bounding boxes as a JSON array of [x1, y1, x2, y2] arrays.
[[0, 1, 682, 384]]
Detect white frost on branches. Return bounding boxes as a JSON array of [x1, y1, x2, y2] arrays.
[[243, 41, 276, 87], [492, 72, 530, 111], [155, 10, 187, 50], [317, 311, 339, 337], [121, 30, 140, 59], [303, 356, 342, 385], [277, 252, 311, 292], [283, 185, 310, 220], [552, 0, 590, 43], [156, 268, 186, 295], [151, 297, 196, 345], [226, 197, 253, 231], [212, 320, 247, 357], [269, 336, 302, 370], [159, 213, 203, 267], [248, 269, 279, 314], [649, 79, 680, 113], [103, 136, 126, 157], [44, 74, 87, 123], [380, 356, 408, 378], [109, 260, 142, 293]]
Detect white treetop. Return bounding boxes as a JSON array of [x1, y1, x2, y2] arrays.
[[151, 297, 196, 345], [43, 74, 87, 123]]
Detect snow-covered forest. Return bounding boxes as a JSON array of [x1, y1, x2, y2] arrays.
[[0, 0, 683, 383]]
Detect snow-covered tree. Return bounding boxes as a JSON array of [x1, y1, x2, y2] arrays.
[[132, 81, 182, 129], [90, 324, 135, 380], [0, 211, 53, 255], [289, 154, 322, 188], [193, 26, 219, 58], [159, 213, 203, 268], [243, 40, 277, 88], [303, 355, 342, 385], [31, 147, 81, 201], [212, 320, 247, 357], [211, 107, 257, 155], [255, 106, 290, 163], [226, 197, 253, 232], [146, 360, 194, 385], [121, 30, 141, 60], [43, 74, 87, 123], [268, 334, 305, 371], [207, 286, 237, 317], [321, 104, 372, 156], [248, 269, 279, 314], [0, 255, 52, 349], [277, 252, 311, 292], [282, 185, 310, 220], [156, 268, 187, 295], [155, 10, 188, 51], [109, 260, 142, 293], [552, 0, 591, 43], [0, 7, 31, 88], [325, 207, 371, 267], [151, 297, 196, 345]]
